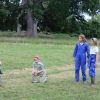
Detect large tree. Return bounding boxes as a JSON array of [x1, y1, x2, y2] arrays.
[[21, 0, 44, 36]]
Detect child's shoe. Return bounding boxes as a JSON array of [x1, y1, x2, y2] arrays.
[[91, 77, 96, 88]]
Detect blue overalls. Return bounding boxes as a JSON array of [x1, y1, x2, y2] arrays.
[[88, 54, 96, 78], [73, 42, 90, 82]]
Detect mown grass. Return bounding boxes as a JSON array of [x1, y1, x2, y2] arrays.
[[0, 33, 100, 100], [0, 42, 73, 70]]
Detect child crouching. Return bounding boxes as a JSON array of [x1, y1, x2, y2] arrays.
[[32, 56, 48, 83]]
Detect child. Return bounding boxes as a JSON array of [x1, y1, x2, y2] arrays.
[[32, 56, 48, 83], [88, 38, 99, 87], [73, 34, 90, 83], [0, 61, 3, 86]]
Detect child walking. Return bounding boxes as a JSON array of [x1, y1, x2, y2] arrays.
[[73, 34, 90, 83], [88, 38, 99, 87], [32, 56, 48, 83]]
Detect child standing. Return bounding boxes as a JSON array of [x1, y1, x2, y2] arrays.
[[73, 35, 90, 83], [0, 61, 3, 86], [88, 38, 99, 87], [32, 56, 48, 83]]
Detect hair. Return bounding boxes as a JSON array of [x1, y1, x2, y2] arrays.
[[34, 56, 40, 60], [79, 34, 86, 42], [92, 38, 97, 46]]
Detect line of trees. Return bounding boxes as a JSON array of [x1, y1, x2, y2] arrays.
[[0, 0, 100, 37]]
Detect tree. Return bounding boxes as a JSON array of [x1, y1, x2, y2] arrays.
[[0, 0, 100, 37], [0, 0, 21, 31], [21, 0, 44, 36], [0, 0, 8, 30], [42, 0, 100, 34], [86, 14, 100, 38]]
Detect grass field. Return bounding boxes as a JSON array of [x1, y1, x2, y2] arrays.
[[0, 34, 100, 100]]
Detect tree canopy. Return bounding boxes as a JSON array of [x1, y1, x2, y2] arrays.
[[0, 0, 100, 37]]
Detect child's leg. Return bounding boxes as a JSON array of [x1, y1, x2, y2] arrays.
[[75, 59, 81, 82], [81, 55, 87, 82], [32, 73, 38, 83], [81, 64, 87, 82], [38, 71, 48, 83], [89, 63, 96, 85], [91, 77, 95, 84]]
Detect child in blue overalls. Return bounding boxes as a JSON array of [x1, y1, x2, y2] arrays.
[[73, 35, 90, 83], [88, 38, 99, 87]]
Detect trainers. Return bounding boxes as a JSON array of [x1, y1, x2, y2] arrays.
[[32, 81, 39, 83]]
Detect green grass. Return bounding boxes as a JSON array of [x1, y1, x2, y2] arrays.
[[0, 34, 100, 100], [0, 42, 73, 70]]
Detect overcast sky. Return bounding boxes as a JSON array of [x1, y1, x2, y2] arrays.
[[82, 13, 92, 21]]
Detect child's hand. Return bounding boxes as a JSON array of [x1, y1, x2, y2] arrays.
[[94, 64, 96, 68], [37, 70, 43, 73], [73, 57, 76, 62], [32, 69, 36, 74]]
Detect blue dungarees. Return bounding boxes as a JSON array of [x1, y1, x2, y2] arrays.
[[88, 54, 96, 78], [73, 42, 90, 82]]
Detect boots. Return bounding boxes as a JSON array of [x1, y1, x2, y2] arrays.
[[91, 77, 95, 87]]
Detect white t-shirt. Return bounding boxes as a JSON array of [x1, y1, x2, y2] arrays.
[[90, 46, 99, 54], [80, 43, 84, 45]]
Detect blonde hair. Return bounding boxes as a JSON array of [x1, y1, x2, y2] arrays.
[[79, 34, 86, 42], [34, 56, 40, 60], [92, 38, 97, 46]]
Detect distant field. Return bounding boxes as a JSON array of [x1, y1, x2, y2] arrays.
[[0, 33, 100, 100]]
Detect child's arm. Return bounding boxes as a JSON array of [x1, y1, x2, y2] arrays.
[[96, 46, 99, 63], [86, 44, 90, 58], [32, 62, 37, 74], [73, 44, 78, 59], [32, 68, 38, 74], [95, 47, 99, 67], [96, 52, 99, 63], [94, 52, 99, 68], [37, 70, 44, 73]]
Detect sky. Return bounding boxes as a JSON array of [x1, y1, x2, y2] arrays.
[[81, 13, 92, 21], [20, 0, 22, 4]]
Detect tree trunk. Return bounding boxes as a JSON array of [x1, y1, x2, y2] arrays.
[[22, 0, 38, 37], [17, 24, 21, 34], [26, 10, 37, 37], [16, 10, 23, 34], [33, 20, 38, 36], [26, 10, 33, 36]]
